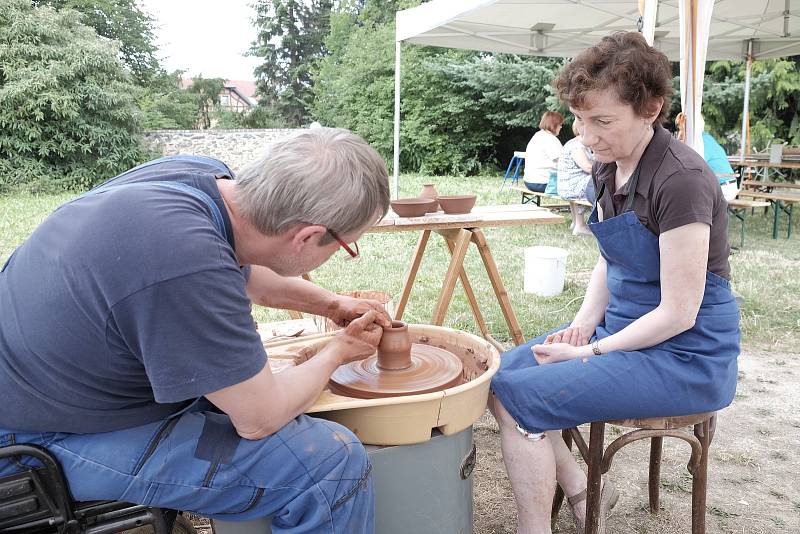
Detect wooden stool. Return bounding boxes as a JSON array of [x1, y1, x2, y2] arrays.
[[552, 412, 716, 534]]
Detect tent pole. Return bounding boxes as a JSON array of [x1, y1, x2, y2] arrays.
[[739, 40, 753, 162], [392, 40, 401, 199]]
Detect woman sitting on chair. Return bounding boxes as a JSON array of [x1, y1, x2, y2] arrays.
[[523, 111, 564, 193], [491, 32, 740, 534], [557, 120, 595, 236]]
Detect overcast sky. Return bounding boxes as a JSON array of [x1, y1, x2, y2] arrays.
[[138, 0, 262, 80]]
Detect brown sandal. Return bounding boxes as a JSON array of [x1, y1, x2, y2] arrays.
[[566, 477, 619, 534]]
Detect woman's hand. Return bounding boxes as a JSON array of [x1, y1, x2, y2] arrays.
[[544, 323, 594, 347], [531, 342, 583, 365], [328, 295, 392, 328]]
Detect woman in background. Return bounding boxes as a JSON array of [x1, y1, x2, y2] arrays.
[[524, 111, 564, 193], [557, 120, 595, 235]]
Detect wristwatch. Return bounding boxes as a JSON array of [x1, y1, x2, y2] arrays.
[[591, 339, 602, 356]]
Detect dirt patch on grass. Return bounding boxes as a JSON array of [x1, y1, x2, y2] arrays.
[[472, 345, 800, 533]]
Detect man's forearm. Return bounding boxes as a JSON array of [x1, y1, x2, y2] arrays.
[[247, 265, 337, 316]]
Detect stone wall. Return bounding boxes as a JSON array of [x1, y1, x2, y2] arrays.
[[142, 129, 299, 172]]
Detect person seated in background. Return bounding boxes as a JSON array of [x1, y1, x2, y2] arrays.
[[701, 130, 735, 176], [675, 112, 739, 200], [557, 120, 595, 236], [523, 111, 564, 193]]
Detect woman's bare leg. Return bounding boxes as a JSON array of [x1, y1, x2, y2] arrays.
[[571, 202, 592, 235], [547, 430, 588, 523], [492, 397, 556, 534]]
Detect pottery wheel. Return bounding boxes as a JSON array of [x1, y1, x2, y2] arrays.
[[329, 344, 463, 399]]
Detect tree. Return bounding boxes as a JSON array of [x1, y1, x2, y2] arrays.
[[187, 76, 226, 129], [0, 0, 148, 192], [137, 71, 198, 130], [249, 0, 333, 126], [33, 0, 161, 84], [702, 57, 800, 151], [311, 2, 566, 175]]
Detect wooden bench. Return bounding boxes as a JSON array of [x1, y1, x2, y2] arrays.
[[727, 198, 771, 248], [508, 185, 592, 208], [740, 179, 800, 192], [735, 190, 800, 239]]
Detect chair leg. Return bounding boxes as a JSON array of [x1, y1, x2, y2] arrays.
[[691, 419, 711, 534], [585, 422, 605, 534], [551, 429, 573, 522], [648, 436, 663, 513]]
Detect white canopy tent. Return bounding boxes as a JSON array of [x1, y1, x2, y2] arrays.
[[392, 0, 800, 197]]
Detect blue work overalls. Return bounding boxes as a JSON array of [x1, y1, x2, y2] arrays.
[[492, 163, 740, 433], [1, 165, 374, 534]]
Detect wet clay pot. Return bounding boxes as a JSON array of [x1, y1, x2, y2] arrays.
[[419, 184, 439, 212], [377, 320, 412, 370], [437, 194, 477, 214]]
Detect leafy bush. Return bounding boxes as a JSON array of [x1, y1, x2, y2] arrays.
[[312, 22, 497, 175], [311, 9, 567, 176], [702, 58, 800, 151], [136, 71, 197, 130], [213, 106, 289, 129], [0, 0, 148, 192]]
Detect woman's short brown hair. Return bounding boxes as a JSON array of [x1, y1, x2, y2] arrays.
[[538, 111, 564, 134], [554, 32, 673, 124]]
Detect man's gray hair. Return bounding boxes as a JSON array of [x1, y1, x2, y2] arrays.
[[234, 127, 390, 242]]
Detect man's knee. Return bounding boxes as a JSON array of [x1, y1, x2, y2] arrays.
[[310, 419, 370, 481]]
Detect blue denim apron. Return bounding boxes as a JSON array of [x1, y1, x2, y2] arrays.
[[1, 180, 374, 533], [492, 163, 740, 433]]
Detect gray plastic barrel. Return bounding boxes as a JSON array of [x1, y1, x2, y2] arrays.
[[211, 426, 476, 534]]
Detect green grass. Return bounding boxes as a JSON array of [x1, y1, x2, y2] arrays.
[[1, 174, 798, 349]]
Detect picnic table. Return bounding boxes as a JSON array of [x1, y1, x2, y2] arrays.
[[726, 198, 771, 248], [735, 189, 800, 239], [728, 156, 800, 182], [367, 204, 564, 345]]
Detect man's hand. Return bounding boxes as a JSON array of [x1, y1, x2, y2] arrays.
[[327, 310, 384, 364], [531, 342, 582, 365], [543, 322, 594, 347], [327, 295, 392, 328]]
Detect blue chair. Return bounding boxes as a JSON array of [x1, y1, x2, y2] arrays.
[[501, 151, 525, 190]]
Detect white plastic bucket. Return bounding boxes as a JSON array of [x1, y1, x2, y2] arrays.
[[524, 246, 569, 297]]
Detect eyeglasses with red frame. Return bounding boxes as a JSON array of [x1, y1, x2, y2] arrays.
[[327, 229, 360, 260]]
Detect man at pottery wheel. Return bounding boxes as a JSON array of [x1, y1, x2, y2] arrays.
[[0, 128, 392, 533]]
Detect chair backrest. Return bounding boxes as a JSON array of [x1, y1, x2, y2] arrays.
[[0, 445, 174, 534], [0, 444, 75, 533]]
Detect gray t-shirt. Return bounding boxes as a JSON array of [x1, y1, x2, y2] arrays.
[[0, 156, 267, 433]]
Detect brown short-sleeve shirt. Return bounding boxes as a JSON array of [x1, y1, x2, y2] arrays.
[[592, 126, 731, 279]]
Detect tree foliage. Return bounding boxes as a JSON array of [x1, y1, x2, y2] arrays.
[[136, 70, 198, 130], [0, 0, 148, 192], [249, 0, 332, 126], [33, 0, 161, 84], [213, 106, 288, 129], [702, 57, 800, 151], [311, 4, 566, 175], [187, 76, 226, 129]]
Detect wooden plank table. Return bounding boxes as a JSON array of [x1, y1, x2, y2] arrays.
[[727, 198, 771, 248], [735, 190, 800, 239], [728, 156, 800, 182], [368, 204, 564, 345], [741, 179, 800, 191]]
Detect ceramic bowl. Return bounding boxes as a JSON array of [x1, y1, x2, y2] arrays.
[[437, 194, 477, 214], [390, 198, 437, 217]]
